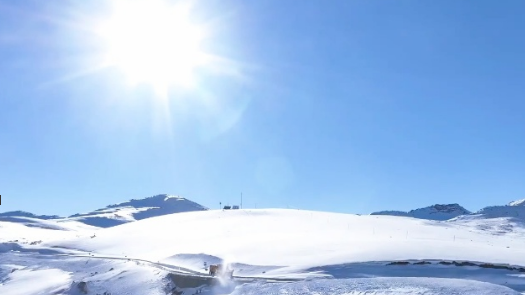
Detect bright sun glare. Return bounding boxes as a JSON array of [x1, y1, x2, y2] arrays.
[[98, 0, 207, 92]]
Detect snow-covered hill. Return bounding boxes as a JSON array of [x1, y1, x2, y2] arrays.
[[372, 199, 525, 223], [371, 204, 471, 221], [51, 209, 525, 267], [67, 194, 207, 227], [0, 218, 98, 248], [0, 211, 98, 246], [2, 208, 525, 294]]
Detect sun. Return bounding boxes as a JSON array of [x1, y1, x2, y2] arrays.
[[97, 0, 207, 92]]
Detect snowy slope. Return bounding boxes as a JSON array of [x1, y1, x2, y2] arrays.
[[3, 208, 525, 294], [65, 194, 208, 227], [4, 252, 521, 295], [51, 209, 525, 268], [0, 215, 97, 232], [0, 267, 72, 295], [0, 218, 98, 247], [371, 204, 471, 221], [0, 257, 173, 295]]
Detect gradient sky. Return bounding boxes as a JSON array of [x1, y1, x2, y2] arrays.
[[1, 0, 525, 216]]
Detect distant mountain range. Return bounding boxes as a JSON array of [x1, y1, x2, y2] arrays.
[[2, 195, 525, 227], [371, 199, 525, 221], [0, 194, 207, 228], [371, 204, 471, 221], [0, 211, 61, 220]]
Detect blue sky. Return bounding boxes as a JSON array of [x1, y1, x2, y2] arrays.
[[1, 0, 525, 216]]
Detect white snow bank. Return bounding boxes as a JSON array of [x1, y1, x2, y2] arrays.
[[0, 268, 71, 295]]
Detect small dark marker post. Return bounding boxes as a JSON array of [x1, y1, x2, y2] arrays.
[[0, 194, 2, 205]]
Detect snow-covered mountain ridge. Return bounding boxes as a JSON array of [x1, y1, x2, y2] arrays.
[[3, 196, 525, 226], [508, 199, 525, 206], [0, 194, 208, 228], [0, 211, 61, 220], [67, 194, 208, 227], [371, 203, 471, 221], [371, 199, 525, 221]]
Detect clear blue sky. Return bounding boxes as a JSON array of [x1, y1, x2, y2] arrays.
[[1, 0, 524, 216]]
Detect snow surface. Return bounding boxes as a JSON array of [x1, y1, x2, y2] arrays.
[[0, 267, 71, 295], [0, 218, 98, 245], [474, 204, 525, 220], [232, 277, 521, 295], [2, 207, 525, 294], [51, 209, 525, 268]]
